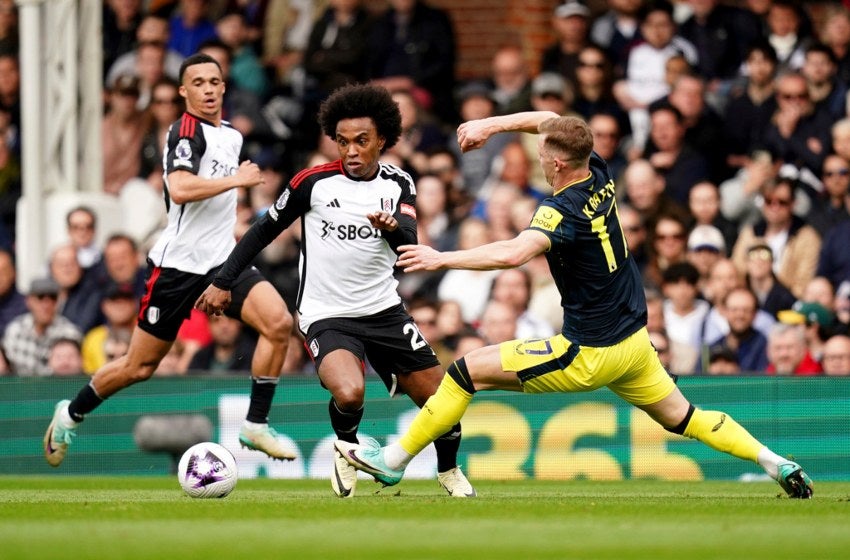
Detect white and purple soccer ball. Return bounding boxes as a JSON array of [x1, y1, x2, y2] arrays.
[[177, 442, 238, 499]]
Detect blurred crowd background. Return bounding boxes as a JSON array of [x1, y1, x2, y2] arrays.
[[0, 0, 849, 378]]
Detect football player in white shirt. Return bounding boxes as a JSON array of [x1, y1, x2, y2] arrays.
[[197, 84, 476, 498], [45, 53, 296, 468]]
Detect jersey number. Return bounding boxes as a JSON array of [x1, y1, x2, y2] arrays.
[[403, 323, 429, 351], [591, 212, 626, 273]]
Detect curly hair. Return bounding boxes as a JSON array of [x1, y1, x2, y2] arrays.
[[318, 84, 402, 152]]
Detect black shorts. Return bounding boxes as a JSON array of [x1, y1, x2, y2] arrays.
[[137, 260, 264, 341], [305, 304, 441, 393]]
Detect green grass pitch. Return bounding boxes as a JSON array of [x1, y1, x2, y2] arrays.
[[1, 477, 848, 560]]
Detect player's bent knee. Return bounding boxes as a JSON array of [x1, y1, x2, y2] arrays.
[[332, 387, 365, 411]]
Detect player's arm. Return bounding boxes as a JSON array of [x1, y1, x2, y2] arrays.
[[457, 111, 560, 153], [168, 161, 263, 204], [397, 229, 550, 272], [195, 188, 302, 314]]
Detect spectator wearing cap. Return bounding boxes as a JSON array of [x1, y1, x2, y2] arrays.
[[766, 322, 822, 376], [777, 300, 835, 364], [702, 287, 769, 374], [686, 224, 725, 296], [661, 261, 708, 373], [730, 176, 821, 299], [821, 334, 850, 376], [541, 1, 592, 87], [1, 278, 81, 375], [0, 247, 26, 337], [744, 243, 796, 319], [687, 181, 738, 253], [81, 282, 138, 375], [102, 74, 146, 195]]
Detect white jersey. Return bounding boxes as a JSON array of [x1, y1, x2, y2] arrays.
[[148, 113, 242, 274], [214, 160, 418, 332]]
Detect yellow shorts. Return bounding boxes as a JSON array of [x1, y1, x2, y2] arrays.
[[498, 327, 676, 406]]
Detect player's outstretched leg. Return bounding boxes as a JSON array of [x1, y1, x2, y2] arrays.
[[43, 400, 77, 467], [661, 401, 814, 499]]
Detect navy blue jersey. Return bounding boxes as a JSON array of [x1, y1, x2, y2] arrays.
[[527, 152, 646, 346]]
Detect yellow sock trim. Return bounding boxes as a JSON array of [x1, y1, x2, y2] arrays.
[[683, 408, 762, 463], [398, 375, 473, 456]]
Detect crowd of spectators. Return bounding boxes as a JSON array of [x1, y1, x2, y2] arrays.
[[0, 0, 849, 377]]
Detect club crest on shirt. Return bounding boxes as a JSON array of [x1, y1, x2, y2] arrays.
[[173, 138, 192, 168], [275, 190, 291, 211], [147, 306, 160, 324]]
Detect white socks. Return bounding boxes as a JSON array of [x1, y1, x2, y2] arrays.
[[59, 403, 78, 429], [757, 447, 787, 479], [383, 443, 414, 470]]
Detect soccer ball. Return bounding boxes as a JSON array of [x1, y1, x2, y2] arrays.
[[177, 442, 238, 499]]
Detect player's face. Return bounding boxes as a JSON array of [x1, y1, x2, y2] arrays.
[[537, 135, 558, 188], [335, 117, 385, 180], [179, 62, 225, 123]]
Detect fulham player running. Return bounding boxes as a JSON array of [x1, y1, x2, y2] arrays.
[[44, 53, 295, 468], [196, 84, 475, 498]]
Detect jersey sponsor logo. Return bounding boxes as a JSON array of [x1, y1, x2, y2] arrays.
[[275, 190, 291, 211], [210, 159, 237, 178], [326, 199, 341, 208], [173, 138, 192, 168], [320, 220, 381, 241], [400, 203, 416, 219], [147, 306, 160, 324], [309, 338, 319, 358], [530, 206, 563, 232]]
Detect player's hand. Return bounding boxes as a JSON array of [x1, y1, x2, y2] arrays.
[[457, 120, 492, 153], [194, 285, 232, 316], [367, 211, 398, 232], [235, 160, 264, 189], [397, 244, 443, 272]]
